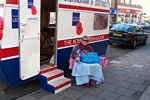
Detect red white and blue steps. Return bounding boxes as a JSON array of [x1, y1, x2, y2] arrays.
[[39, 65, 72, 94]]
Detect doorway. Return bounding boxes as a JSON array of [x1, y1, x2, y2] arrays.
[[40, 0, 57, 67]]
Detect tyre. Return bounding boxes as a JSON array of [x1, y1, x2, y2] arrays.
[[143, 39, 147, 45], [109, 42, 112, 45], [108, 41, 112, 45], [132, 40, 137, 49]]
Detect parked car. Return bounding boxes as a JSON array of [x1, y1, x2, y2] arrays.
[[109, 24, 148, 49], [128, 23, 142, 31], [140, 23, 150, 29], [109, 23, 113, 29]]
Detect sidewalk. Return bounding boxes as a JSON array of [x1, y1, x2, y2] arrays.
[[140, 86, 150, 100], [17, 45, 150, 100]]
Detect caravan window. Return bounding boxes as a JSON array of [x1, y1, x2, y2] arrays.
[[94, 14, 108, 30], [0, 4, 4, 18], [0, 4, 4, 40], [49, 12, 56, 25]]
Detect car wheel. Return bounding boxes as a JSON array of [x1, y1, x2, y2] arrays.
[[109, 42, 112, 45], [132, 40, 137, 49], [143, 40, 147, 45]]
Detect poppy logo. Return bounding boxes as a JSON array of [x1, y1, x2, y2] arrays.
[[0, 17, 4, 40], [0, 30, 3, 40], [76, 21, 83, 35], [31, 5, 37, 15]]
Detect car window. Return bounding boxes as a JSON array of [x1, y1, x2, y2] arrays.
[[129, 26, 144, 34], [131, 26, 136, 32]]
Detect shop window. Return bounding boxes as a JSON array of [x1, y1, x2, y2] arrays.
[[120, 0, 125, 4], [118, 14, 121, 17], [131, 0, 137, 5], [101, 0, 107, 2], [94, 14, 108, 30], [125, 0, 130, 5]]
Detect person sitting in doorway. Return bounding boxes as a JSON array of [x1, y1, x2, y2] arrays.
[[70, 36, 104, 87]]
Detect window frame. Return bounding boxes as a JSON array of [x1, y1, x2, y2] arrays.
[[93, 13, 109, 30]]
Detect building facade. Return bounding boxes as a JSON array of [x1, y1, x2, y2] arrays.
[[111, 0, 143, 24]]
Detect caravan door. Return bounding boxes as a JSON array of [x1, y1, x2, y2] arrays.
[[19, 0, 40, 80]]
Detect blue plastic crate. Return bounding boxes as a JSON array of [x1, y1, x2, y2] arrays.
[[80, 52, 100, 64]]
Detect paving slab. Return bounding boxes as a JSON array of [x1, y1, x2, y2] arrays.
[[14, 32, 150, 100], [139, 86, 150, 100]]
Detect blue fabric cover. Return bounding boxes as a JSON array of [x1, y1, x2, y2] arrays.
[[72, 62, 104, 85], [80, 52, 100, 64]]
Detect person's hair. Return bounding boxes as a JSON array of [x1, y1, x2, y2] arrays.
[[82, 36, 89, 42]]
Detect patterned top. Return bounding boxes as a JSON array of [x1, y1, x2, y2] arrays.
[[71, 43, 94, 59]]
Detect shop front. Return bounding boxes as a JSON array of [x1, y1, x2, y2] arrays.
[[117, 6, 143, 24]]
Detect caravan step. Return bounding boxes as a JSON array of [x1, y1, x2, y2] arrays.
[[39, 66, 71, 94], [48, 77, 71, 94], [41, 69, 64, 81], [40, 65, 57, 74]]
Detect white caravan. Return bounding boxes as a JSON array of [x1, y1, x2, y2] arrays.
[[0, 0, 110, 93]]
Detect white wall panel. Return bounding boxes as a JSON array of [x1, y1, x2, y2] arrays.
[[2, 6, 19, 48]]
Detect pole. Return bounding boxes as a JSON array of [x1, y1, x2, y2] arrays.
[[112, 0, 118, 24]]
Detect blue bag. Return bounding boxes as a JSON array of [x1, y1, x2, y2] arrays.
[[80, 52, 100, 64]]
